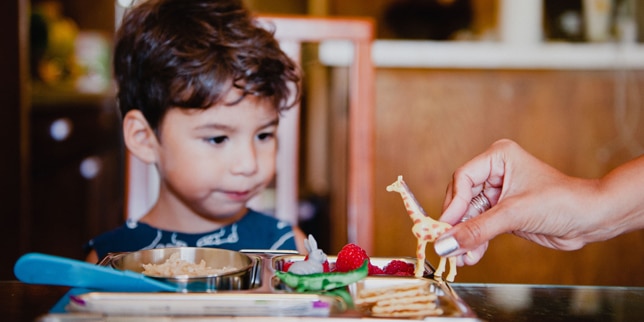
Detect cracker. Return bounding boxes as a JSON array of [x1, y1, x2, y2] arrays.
[[355, 287, 426, 305], [355, 279, 443, 318], [375, 294, 438, 307], [372, 301, 438, 314], [357, 281, 429, 298], [372, 307, 444, 318]]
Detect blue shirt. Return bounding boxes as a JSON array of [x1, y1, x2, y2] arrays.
[[85, 209, 297, 259]]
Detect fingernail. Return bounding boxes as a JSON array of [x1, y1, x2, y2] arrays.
[[434, 236, 460, 257]]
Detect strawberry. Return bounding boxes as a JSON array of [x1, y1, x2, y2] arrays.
[[334, 243, 371, 272], [383, 260, 415, 276]]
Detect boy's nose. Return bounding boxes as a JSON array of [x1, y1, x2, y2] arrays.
[[230, 144, 259, 175]]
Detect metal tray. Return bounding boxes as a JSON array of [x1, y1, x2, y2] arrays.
[[272, 254, 436, 278], [349, 276, 474, 319], [63, 251, 478, 319], [100, 247, 258, 292], [67, 291, 344, 317]]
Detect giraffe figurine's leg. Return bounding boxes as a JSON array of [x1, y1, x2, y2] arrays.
[[434, 256, 446, 281], [445, 256, 457, 282], [416, 258, 425, 278], [415, 240, 428, 277]]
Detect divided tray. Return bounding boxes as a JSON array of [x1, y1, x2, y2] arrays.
[[63, 251, 479, 320]]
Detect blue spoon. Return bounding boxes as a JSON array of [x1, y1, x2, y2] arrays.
[[14, 253, 177, 292]]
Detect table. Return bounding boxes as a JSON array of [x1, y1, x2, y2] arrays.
[[0, 281, 69, 322], [2, 280, 644, 321], [452, 283, 644, 322]]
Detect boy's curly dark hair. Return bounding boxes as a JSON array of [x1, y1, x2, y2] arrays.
[[113, 0, 301, 130]]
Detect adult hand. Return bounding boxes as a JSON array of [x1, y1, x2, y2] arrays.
[[433, 139, 644, 266]]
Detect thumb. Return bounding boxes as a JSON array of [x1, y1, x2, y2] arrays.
[[434, 208, 509, 257]]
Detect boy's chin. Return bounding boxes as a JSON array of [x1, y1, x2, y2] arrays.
[[202, 207, 248, 221]]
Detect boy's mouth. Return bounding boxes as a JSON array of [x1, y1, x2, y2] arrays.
[[222, 189, 253, 202]]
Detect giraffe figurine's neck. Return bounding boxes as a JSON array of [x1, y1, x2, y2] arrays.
[[391, 176, 428, 221], [387, 175, 458, 281]]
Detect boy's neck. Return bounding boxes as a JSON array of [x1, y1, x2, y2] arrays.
[[140, 203, 248, 233]]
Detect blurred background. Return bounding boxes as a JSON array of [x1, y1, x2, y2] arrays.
[[2, 0, 644, 286]]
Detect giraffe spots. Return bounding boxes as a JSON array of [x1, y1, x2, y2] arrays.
[[388, 175, 459, 281]]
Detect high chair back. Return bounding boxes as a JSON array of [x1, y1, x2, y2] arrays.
[[124, 15, 376, 253]]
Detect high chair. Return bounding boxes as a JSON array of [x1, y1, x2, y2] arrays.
[[124, 15, 376, 253]]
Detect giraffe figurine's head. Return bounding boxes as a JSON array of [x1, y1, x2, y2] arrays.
[[386, 175, 405, 193], [387, 175, 427, 217]]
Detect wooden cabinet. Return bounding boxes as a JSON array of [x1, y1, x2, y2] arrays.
[[27, 93, 124, 262], [0, 1, 122, 278], [1, 0, 28, 281]]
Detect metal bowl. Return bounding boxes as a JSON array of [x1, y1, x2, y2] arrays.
[[107, 247, 257, 292]]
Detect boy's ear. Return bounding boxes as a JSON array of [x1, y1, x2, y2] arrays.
[[122, 110, 159, 164]]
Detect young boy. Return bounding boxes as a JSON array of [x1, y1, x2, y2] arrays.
[[85, 0, 305, 263]]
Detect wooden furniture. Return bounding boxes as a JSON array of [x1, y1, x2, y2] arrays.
[[261, 15, 376, 252], [2, 0, 28, 280], [29, 91, 123, 261], [2, 0, 121, 280], [125, 15, 377, 252], [0, 282, 70, 322]]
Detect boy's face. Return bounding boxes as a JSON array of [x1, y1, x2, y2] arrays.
[[154, 92, 278, 220]]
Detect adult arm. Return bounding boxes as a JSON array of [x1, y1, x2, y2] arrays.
[[434, 139, 644, 265]]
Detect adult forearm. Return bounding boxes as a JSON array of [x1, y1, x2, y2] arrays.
[[596, 154, 644, 237]]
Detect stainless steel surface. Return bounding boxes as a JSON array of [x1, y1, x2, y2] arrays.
[[66, 251, 475, 319], [452, 283, 644, 322], [67, 292, 345, 317], [103, 247, 257, 292], [349, 277, 477, 318], [8, 280, 644, 321], [272, 254, 436, 277]]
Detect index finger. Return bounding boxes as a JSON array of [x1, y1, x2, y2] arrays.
[[440, 146, 505, 224]]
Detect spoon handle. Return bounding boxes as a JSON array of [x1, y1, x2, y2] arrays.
[[14, 253, 176, 292]]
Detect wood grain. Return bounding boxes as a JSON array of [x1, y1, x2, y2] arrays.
[[372, 68, 644, 286]]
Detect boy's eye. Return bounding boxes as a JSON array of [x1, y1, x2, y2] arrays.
[[205, 136, 228, 144], [257, 132, 275, 141]]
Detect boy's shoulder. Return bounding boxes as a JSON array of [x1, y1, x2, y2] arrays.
[[87, 210, 297, 258], [84, 220, 160, 258], [97, 210, 286, 238]]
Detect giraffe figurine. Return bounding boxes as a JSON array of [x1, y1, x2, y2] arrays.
[[386, 175, 457, 282]]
